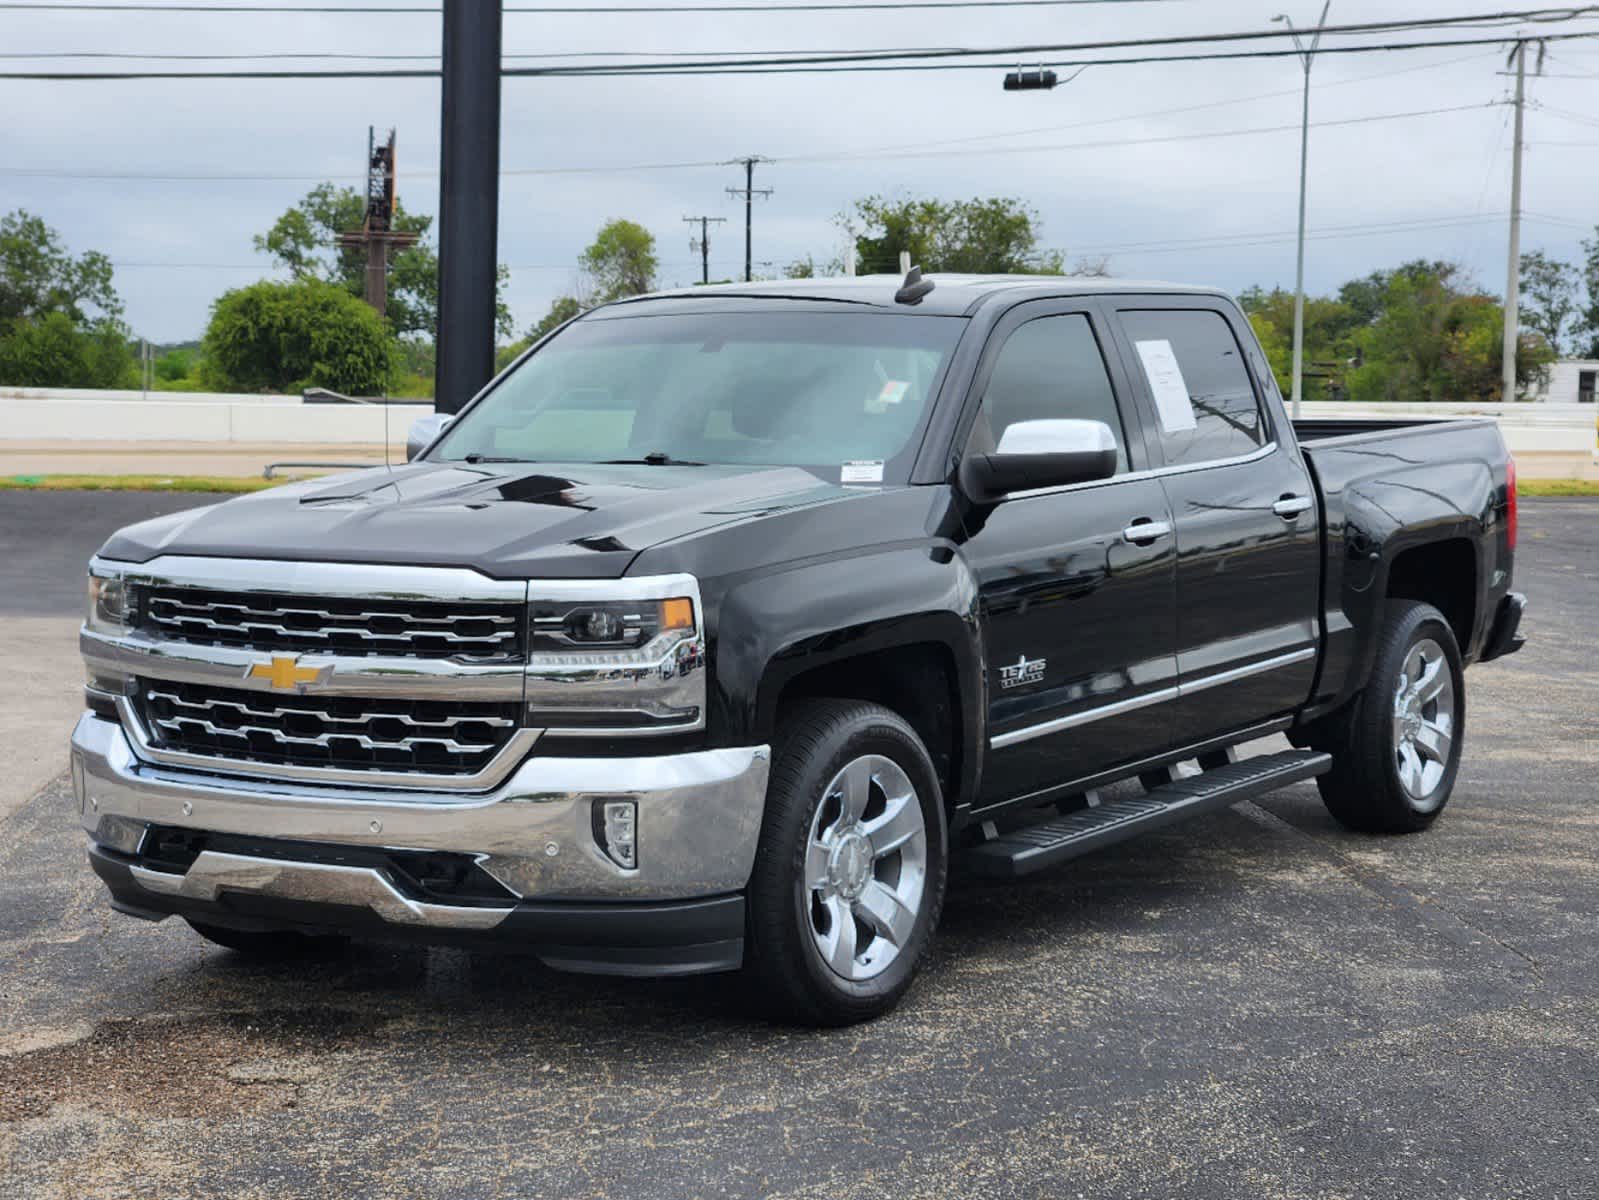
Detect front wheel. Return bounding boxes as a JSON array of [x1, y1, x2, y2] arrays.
[[1315, 600, 1466, 833], [744, 700, 948, 1026]]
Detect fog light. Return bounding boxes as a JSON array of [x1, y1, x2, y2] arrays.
[[597, 799, 637, 870]]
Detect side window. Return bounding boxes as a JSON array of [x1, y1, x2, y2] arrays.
[[1119, 309, 1266, 466], [969, 314, 1130, 474]]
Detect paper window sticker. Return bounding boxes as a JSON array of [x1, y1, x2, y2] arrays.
[[841, 460, 885, 485], [1135, 339, 1198, 433]]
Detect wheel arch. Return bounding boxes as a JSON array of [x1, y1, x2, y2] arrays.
[[1383, 537, 1479, 656]]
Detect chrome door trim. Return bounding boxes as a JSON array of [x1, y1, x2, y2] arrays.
[[999, 442, 1277, 503], [989, 646, 1316, 750], [1175, 647, 1316, 697], [990, 685, 1180, 750]]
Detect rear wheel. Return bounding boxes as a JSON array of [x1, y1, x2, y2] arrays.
[[1315, 600, 1465, 833], [185, 919, 348, 958], [744, 700, 948, 1026]]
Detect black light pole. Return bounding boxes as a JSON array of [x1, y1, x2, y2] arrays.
[[434, 0, 502, 414]]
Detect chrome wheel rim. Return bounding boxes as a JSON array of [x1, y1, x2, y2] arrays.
[[805, 754, 928, 982], [1392, 637, 1456, 809]]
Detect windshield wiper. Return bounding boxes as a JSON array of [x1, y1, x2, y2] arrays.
[[602, 451, 706, 466], [461, 453, 539, 464]]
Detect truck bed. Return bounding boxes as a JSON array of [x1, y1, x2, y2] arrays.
[[1291, 415, 1492, 445]]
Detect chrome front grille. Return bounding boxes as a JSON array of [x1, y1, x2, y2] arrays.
[[137, 679, 522, 776], [140, 586, 524, 661]]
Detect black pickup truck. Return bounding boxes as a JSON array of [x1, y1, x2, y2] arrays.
[[74, 274, 1525, 1024]]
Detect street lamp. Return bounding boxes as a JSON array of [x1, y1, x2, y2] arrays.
[[1274, 2, 1331, 420]]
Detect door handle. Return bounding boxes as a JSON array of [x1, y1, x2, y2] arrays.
[[1122, 519, 1172, 544], [1273, 495, 1314, 519]]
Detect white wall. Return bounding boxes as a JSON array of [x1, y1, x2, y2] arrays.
[[1297, 401, 1595, 455], [0, 394, 431, 445]]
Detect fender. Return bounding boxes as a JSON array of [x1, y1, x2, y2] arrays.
[[706, 544, 985, 810], [1313, 454, 1496, 713]]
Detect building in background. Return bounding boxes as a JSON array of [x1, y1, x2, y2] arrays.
[[1533, 360, 1599, 405]]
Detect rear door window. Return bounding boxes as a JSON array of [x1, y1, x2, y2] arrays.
[[1118, 309, 1266, 466]]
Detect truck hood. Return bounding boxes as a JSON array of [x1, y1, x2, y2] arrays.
[[97, 460, 860, 579]]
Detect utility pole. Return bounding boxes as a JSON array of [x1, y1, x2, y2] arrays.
[[683, 215, 727, 285], [1503, 40, 1530, 404], [336, 127, 418, 320], [1274, 1, 1330, 420], [434, 0, 502, 414], [725, 156, 772, 283]]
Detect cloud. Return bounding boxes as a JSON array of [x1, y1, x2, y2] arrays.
[[2, 0, 1592, 343]]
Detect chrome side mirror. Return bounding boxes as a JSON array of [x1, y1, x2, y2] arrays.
[[406, 413, 452, 462], [961, 418, 1119, 501]]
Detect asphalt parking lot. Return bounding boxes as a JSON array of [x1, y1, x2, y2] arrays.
[[1, 493, 1594, 1199]]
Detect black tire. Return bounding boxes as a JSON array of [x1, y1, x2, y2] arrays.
[[185, 918, 348, 958], [744, 699, 948, 1026], [1315, 600, 1466, 833]]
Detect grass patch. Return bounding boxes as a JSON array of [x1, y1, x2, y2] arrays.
[[0, 473, 289, 493], [1517, 478, 1599, 497]]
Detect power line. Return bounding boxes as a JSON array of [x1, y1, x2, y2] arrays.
[[465, 9, 1599, 75], [6, 9, 1599, 79], [783, 101, 1500, 165], [842, 47, 1499, 159], [0, 45, 983, 61], [9, 29, 1599, 80], [0, 101, 1499, 181], [1, 1, 1192, 12]]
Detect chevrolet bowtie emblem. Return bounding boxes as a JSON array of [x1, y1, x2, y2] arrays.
[[246, 655, 325, 691]]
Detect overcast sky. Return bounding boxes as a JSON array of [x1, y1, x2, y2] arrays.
[[4, 0, 1597, 343]]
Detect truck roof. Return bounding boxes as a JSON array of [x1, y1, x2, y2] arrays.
[[607, 274, 1233, 318]]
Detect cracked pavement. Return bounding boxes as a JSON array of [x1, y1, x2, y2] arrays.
[[0, 493, 1594, 1199]]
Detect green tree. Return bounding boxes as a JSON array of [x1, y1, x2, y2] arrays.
[[0, 209, 122, 326], [579, 220, 658, 303], [1338, 262, 1551, 404], [529, 295, 584, 341], [1239, 285, 1361, 402], [254, 183, 511, 340], [840, 195, 1065, 275], [201, 278, 390, 394], [0, 210, 136, 387], [0, 310, 136, 388], [1242, 262, 1553, 403], [1519, 249, 1579, 356], [1576, 229, 1599, 359]]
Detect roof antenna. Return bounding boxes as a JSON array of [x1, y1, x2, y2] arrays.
[[895, 265, 935, 306]]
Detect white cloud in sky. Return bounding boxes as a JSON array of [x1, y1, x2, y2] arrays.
[[2, 0, 1595, 342]]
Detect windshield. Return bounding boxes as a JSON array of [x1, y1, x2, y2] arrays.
[[429, 310, 965, 483]]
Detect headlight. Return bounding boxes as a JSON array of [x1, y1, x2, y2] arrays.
[[525, 577, 706, 736], [531, 597, 696, 652], [86, 564, 133, 635]]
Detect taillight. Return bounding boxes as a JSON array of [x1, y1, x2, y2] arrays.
[[1506, 456, 1518, 550]]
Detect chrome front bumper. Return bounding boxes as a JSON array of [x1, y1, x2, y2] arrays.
[[72, 713, 771, 920]]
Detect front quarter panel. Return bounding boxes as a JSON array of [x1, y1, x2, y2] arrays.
[[628, 486, 986, 797]]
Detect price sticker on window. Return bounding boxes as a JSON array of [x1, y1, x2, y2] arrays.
[[1135, 339, 1198, 433]]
